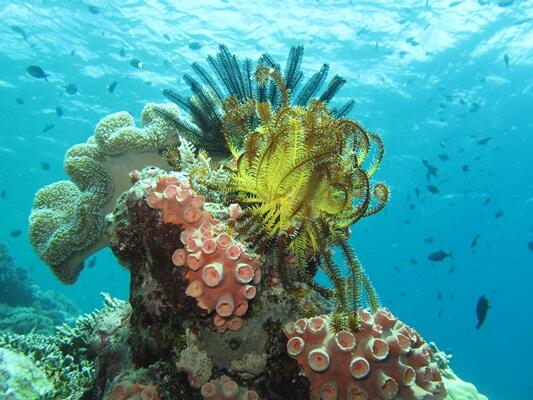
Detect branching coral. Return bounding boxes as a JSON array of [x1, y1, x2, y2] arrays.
[[29, 103, 181, 283]]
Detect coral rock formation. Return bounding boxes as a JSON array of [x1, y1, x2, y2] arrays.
[[284, 308, 446, 400]]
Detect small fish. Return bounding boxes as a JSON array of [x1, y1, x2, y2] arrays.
[[15, 97, 24, 104], [483, 198, 491, 206], [437, 292, 443, 300], [10, 230, 22, 238], [415, 188, 420, 198], [130, 58, 143, 68], [469, 102, 480, 113], [375, 41, 379, 51], [88, 256, 97, 268], [494, 209, 503, 218], [424, 237, 435, 244], [108, 81, 118, 93], [409, 203, 415, 210], [189, 42, 202, 50], [449, 0, 462, 7], [470, 234, 480, 249], [405, 37, 419, 46], [119, 48, 126, 57], [437, 310, 443, 318], [448, 266, 456, 274], [56, 105, 63, 117], [400, 292, 407, 298], [27, 65, 49, 80], [11, 25, 27, 40], [404, 219, 411, 225], [42, 124, 55, 133], [498, 0, 514, 7], [528, 241, 533, 251], [40, 161, 50, 171], [475, 295, 490, 329], [70, 50, 76, 56], [428, 250, 452, 262], [0, 190, 6, 200], [504, 54, 509, 69], [64, 83, 78, 94], [427, 184, 439, 194], [163, 34, 171, 41], [477, 137, 491, 145], [422, 159, 438, 180], [409, 258, 418, 265], [438, 153, 449, 161], [462, 164, 470, 172], [88, 4, 100, 13]]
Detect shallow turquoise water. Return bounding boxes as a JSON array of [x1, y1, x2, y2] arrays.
[[0, 1, 532, 398]]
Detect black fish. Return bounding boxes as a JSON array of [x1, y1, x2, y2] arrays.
[[422, 159, 438, 180], [437, 292, 443, 300], [528, 241, 533, 251], [424, 237, 435, 243], [70, 50, 76, 56], [504, 54, 509, 69], [409, 203, 415, 210], [130, 58, 143, 68], [448, 266, 456, 274], [477, 137, 491, 145], [88, 4, 100, 13], [0, 190, 6, 200], [42, 124, 55, 132], [119, 48, 126, 57], [475, 295, 489, 329], [428, 250, 452, 262], [469, 102, 480, 113], [462, 164, 470, 172], [470, 234, 480, 249], [11, 25, 27, 40], [438, 153, 449, 161], [15, 97, 24, 104], [40, 161, 50, 171], [409, 258, 418, 265], [449, 1, 462, 7], [88, 257, 97, 268], [10, 230, 22, 238], [427, 184, 439, 194], [56, 106, 63, 117], [108, 81, 118, 93], [415, 188, 420, 198], [189, 42, 202, 51], [27, 65, 49, 80], [494, 209, 503, 218], [65, 84, 78, 94], [483, 198, 491, 206]]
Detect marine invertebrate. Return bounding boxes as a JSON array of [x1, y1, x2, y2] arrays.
[[105, 381, 160, 400], [146, 174, 261, 328], [29, 103, 181, 283], [200, 375, 259, 400], [157, 45, 355, 158], [284, 308, 446, 400]]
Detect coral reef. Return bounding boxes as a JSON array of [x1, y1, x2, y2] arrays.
[[28, 103, 182, 284], [21, 45, 489, 400]]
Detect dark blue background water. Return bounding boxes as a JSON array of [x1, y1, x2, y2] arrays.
[[1, 1, 531, 399]]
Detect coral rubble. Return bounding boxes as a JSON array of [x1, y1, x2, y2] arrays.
[[21, 45, 489, 400]]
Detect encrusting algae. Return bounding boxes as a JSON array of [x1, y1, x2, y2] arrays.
[[21, 45, 488, 399]]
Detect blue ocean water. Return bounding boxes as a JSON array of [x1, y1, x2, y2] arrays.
[[0, 0, 531, 398]]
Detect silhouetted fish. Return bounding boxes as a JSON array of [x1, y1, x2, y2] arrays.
[[108, 81, 118, 93], [438, 153, 449, 161], [409, 258, 418, 265], [88, 4, 100, 13], [163, 34, 171, 41], [10, 230, 22, 238], [437, 292, 443, 300], [130, 58, 143, 68], [448, 266, 456, 274], [409, 203, 415, 210], [424, 237, 435, 244], [422, 159, 438, 180], [40, 161, 50, 171], [475, 295, 489, 329], [449, 1, 462, 7], [56, 105, 63, 117], [0, 190, 6, 200], [504, 54, 509, 69], [11, 25, 27, 40], [428, 250, 452, 262], [477, 137, 491, 145], [462, 164, 470, 172], [528, 241, 533, 251], [483, 198, 491, 206], [27, 65, 49, 80], [415, 187, 420, 198], [498, 0, 514, 7], [470, 102, 480, 113], [427, 184, 439, 194], [438, 310, 443, 318], [42, 124, 55, 133], [189, 41, 202, 50], [88, 257, 97, 268], [15, 97, 24, 104], [65, 84, 78, 94], [119, 48, 126, 57], [470, 234, 480, 249], [494, 209, 503, 218]]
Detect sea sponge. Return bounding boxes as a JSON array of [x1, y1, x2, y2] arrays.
[[284, 308, 446, 400], [29, 103, 181, 283]]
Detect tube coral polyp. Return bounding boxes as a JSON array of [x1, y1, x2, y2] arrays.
[[105, 381, 160, 400], [284, 308, 446, 400], [147, 175, 261, 331], [200, 375, 259, 400]]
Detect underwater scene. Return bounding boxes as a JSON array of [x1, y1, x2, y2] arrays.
[[0, 0, 531, 399]]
